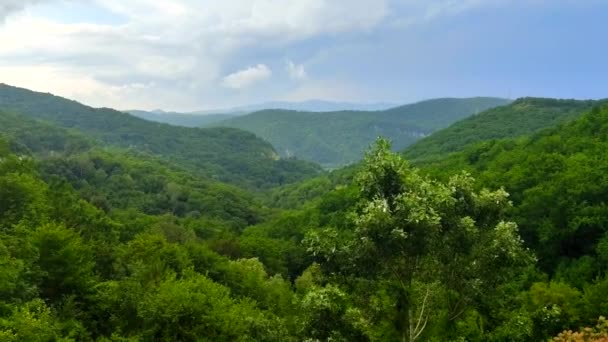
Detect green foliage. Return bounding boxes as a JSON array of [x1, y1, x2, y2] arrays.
[[0, 137, 9, 157], [1, 89, 608, 341], [222, 258, 294, 315], [0, 300, 67, 341], [528, 282, 584, 339], [265, 164, 359, 210], [40, 149, 265, 231], [0, 110, 92, 156], [418, 106, 608, 282], [0, 240, 27, 303], [0, 140, 296, 340], [404, 98, 603, 164], [0, 84, 321, 188], [298, 285, 365, 341], [581, 277, 608, 326], [305, 139, 534, 341], [211, 97, 509, 168], [31, 223, 96, 304], [136, 272, 285, 341], [0, 172, 49, 226]]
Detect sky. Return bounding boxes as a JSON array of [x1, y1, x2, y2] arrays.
[[0, 0, 607, 111]]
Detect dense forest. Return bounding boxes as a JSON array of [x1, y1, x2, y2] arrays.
[[404, 98, 604, 164], [208, 97, 510, 168], [0, 84, 321, 189], [1, 86, 608, 341]]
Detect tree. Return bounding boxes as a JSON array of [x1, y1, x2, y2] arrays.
[[306, 139, 533, 341], [0, 172, 48, 227], [31, 223, 96, 304], [136, 272, 286, 341], [298, 284, 365, 341], [0, 300, 64, 341]]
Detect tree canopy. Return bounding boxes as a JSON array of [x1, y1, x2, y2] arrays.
[[1, 89, 608, 341]]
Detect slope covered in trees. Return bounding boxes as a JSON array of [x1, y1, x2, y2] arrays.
[[266, 97, 607, 209], [0, 109, 92, 155], [419, 106, 608, 280], [0, 109, 272, 231], [2, 122, 608, 340], [0, 131, 537, 341], [0, 137, 295, 340], [209, 97, 510, 168], [253, 104, 608, 340], [2, 87, 608, 341], [404, 105, 608, 339], [404, 97, 604, 163], [0, 84, 321, 188]]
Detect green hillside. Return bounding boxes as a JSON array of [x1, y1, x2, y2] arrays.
[[249, 106, 608, 340], [0, 109, 92, 155], [209, 97, 510, 168], [265, 97, 606, 209], [2, 102, 608, 340], [416, 105, 608, 280], [0, 84, 321, 188], [0, 109, 271, 227], [0, 129, 533, 341], [404, 97, 603, 163]]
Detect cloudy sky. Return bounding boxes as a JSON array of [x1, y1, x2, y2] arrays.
[[0, 0, 606, 111]]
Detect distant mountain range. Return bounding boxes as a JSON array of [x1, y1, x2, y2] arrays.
[[207, 97, 511, 168], [128, 100, 397, 127], [188, 100, 398, 115], [128, 110, 237, 127], [198, 100, 398, 113]]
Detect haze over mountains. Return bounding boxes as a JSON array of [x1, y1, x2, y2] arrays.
[[128, 100, 398, 128], [132, 97, 510, 168], [208, 97, 509, 167], [127, 110, 237, 128], [196, 100, 398, 114]]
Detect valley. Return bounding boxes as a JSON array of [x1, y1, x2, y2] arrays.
[[0, 84, 606, 340]]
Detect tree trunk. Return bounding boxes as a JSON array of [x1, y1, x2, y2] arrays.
[[396, 288, 411, 342]]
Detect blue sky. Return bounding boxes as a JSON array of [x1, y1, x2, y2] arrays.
[[0, 0, 606, 111]]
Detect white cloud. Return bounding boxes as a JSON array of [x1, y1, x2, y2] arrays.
[[221, 64, 272, 89], [0, 0, 393, 109], [0, 0, 505, 110], [94, 0, 390, 42], [286, 60, 307, 80], [0, 64, 203, 110], [0, 0, 48, 22]]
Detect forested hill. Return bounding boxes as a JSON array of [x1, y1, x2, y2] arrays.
[[2, 94, 608, 340], [0, 109, 93, 155], [257, 105, 608, 340], [265, 97, 606, 209], [0, 84, 321, 188], [404, 97, 604, 163], [416, 105, 608, 295], [208, 97, 510, 168]]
